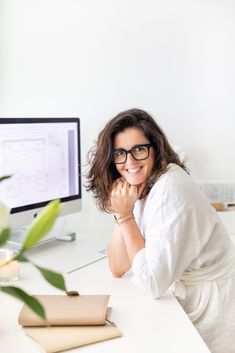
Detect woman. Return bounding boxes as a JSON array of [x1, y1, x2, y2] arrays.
[[87, 108, 235, 353]]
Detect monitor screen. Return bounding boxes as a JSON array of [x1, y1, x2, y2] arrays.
[[0, 118, 81, 230]]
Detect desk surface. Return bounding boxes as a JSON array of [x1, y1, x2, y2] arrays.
[[0, 231, 210, 353]]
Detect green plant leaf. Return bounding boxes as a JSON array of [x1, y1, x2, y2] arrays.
[[0, 286, 47, 322], [14, 252, 28, 262], [0, 227, 10, 246], [22, 199, 60, 251], [36, 266, 67, 291], [0, 175, 12, 183]]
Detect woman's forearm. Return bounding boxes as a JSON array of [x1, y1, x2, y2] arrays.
[[108, 219, 145, 277], [108, 225, 131, 277], [118, 218, 145, 262]]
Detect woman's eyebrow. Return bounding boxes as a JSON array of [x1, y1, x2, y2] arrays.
[[114, 143, 148, 150]]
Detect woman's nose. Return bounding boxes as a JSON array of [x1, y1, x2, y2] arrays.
[[125, 151, 136, 163]]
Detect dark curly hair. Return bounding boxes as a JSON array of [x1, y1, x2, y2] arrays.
[[86, 108, 188, 212]]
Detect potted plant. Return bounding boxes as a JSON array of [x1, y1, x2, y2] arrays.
[[0, 176, 67, 322]]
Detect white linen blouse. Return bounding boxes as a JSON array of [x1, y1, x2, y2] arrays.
[[131, 163, 235, 353]]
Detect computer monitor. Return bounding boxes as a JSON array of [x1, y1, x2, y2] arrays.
[[0, 118, 81, 246]]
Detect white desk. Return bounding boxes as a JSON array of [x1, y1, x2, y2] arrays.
[[0, 232, 210, 353]]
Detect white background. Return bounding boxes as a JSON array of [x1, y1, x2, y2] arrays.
[[0, 0, 235, 231]]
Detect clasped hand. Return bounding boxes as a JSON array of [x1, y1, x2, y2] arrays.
[[110, 178, 145, 215]]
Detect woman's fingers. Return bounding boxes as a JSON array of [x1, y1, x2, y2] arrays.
[[116, 181, 124, 193], [122, 181, 130, 192], [112, 179, 140, 196], [110, 179, 140, 214], [111, 179, 125, 196], [112, 179, 142, 201]]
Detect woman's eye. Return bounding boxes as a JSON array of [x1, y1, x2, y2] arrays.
[[114, 150, 125, 157], [133, 146, 145, 153]]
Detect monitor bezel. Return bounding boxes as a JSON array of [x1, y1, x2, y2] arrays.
[[0, 117, 82, 215]]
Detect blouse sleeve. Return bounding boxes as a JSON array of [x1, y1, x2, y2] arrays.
[[131, 171, 216, 298]]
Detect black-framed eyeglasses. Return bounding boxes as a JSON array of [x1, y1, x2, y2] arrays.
[[112, 143, 152, 164]]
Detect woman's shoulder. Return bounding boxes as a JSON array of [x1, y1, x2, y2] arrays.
[[149, 163, 198, 204], [152, 163, 191, 190], [165, 162, 188, 177], [150, 163, 214, 211]]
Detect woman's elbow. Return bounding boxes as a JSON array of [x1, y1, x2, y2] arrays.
[[110, 268, 126, 278], [108, 260, 126, 278], [107, 255, 130, 278], [111, 271, 123, 278]]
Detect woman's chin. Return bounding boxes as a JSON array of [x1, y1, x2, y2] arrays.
[[125, 176, 145, 186]]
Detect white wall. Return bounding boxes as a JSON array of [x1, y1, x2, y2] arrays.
[[1, 0, 235, 231]]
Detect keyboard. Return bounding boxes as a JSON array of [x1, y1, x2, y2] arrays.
[[46, 248, 108, 274], [25, 233, 109, 274]]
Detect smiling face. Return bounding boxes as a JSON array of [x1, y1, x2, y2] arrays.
[[113, 127, 155, 185]]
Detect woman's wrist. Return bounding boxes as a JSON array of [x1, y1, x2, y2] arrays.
[[114, 212, 134, 225]]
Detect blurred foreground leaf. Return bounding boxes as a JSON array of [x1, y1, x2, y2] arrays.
[[14, 253, 28, 262], [22, 200, 60, 251], [0, 228, 10, 246], [0, 195, 66, 322], [0, 286, 46, 322], [36, 266, 67, 291]]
